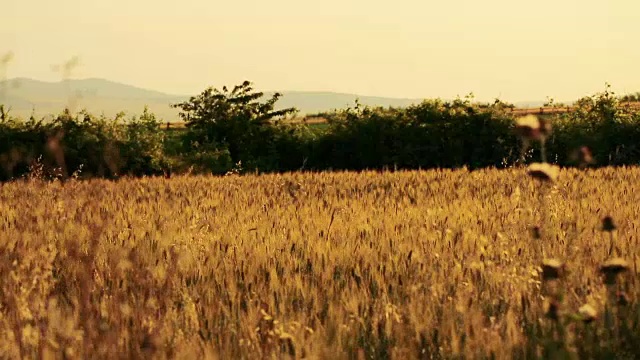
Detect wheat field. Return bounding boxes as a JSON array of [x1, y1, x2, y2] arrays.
[[1, 167, 640, 359]]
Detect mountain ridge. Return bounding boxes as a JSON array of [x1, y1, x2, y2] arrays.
[[0, 77, 548, 121]]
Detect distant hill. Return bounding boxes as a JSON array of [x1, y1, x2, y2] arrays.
[[0, 77, 547, 121], [0, 78, 185, 121]]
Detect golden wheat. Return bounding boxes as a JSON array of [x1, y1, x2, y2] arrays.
[[1, 167, 640, 359]]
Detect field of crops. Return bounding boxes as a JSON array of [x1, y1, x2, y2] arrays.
[[1, 166, 640, 359]]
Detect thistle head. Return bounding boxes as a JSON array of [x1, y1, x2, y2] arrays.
[[545, 300, 560, 320], [538, 118, 552, 137], [531, 225, 541, 240], [578, 304, 597, 323], [527, 162, 559, 182], [570, 146, 594, 168], [599, 258, 629, 285], [541, 258, 564, 281], [514, 115, 552, 141], [514, 115, 540, 139], [617, 291, 630, 306], [602, 216, 616, 232]]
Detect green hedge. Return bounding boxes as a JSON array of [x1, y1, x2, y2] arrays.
[[0, 106, 168, 181], [0, 86, 639, 181]]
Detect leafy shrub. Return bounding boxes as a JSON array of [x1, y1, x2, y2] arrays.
[[0, 106, 169, 181], [306, 97, 519, 171], [170, 81, 298, 174], [547, 84, 640, 166]]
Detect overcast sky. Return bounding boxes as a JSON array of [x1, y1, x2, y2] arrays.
[[2, 0, 638, 102]]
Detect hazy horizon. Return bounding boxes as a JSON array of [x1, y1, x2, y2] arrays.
[[2, 0, 639, 103]]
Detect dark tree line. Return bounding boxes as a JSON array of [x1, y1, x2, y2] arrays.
[[1, 82, 639, 181]]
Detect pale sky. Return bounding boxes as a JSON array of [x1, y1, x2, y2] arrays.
[[2, 0, 638, 102]]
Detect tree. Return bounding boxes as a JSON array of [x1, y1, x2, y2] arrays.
[[171, 81, 297, 170]]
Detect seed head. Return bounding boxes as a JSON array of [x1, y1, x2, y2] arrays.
[[600, 258, 628, 274], [531, 226, 541, 240], [545, 300, 560, 320], [578, 304, 597, 323], [515, 115, 551, 140], [570, 146, 594, 167], [527, 162, 559, 182], [279, 332, 296, 357], [541, 258, 564, 281], [538, 118, 552, 137], [599, 257, 629, 285], [140, 332, 162, 354], [617, 291, 630, 306], [514, 115, 540, 138], [0, 52, 14, 65], [514, 115, 552, 141], [602, 216, 616, 232]]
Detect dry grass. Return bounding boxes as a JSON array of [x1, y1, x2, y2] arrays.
[[1, 167, 640, 359]]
